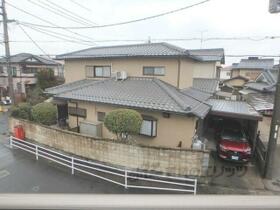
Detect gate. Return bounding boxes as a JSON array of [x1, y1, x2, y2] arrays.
[[255, 134, 267, 176]]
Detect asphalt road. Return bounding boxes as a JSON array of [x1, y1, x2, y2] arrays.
[[0, 112, 186, 194], [0, 112, 152, 194]]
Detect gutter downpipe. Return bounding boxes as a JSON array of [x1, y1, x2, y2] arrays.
[[177, 58, 181, 89]]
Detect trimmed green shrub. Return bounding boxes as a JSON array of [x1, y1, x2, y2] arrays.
[[104, 109, 142, 140], [10, 103, 32, 120], [31, 102, 57, 125]]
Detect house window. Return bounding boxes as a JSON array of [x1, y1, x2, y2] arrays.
[[22, 67, 37, 74], [226, 72, 231, 76], [94, 66, 111, 77], [0, 66, 3, 74], [143, 67, 165, 76], [140, 115, 157, 137], [12, 67, 17, 76], [85, 66, 111, 78], [97, 112, 106, 122], [68, 106, 87, 118]]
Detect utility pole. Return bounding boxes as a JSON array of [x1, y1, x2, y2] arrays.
[[264, 59, 280, 179], [264, 0, 280, 179], [1, 0, 15, 104]]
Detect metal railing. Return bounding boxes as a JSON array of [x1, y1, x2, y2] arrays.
[[9, 136, 197, 194]]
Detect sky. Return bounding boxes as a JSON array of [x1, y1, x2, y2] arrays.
[[1, 0, 280, 65]]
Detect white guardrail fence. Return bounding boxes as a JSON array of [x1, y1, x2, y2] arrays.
[[9, 136, 197, 194]]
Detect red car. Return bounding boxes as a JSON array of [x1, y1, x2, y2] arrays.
[[217, 123, 252, 162]]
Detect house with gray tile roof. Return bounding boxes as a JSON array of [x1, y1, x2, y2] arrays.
[[240, 69, 278, 115], [45, 42, 229, 149], [231, 57, 274, 81], [0, 53, 62, 98], [57, 42, 224, 89], [46, 76, 211, 149]]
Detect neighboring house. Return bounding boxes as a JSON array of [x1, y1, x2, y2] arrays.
[[45, 42, 226, 149], [231, 57, 274, 81], [220, 65, 232, 80], [46, 42, 263, 151], [0, 53, 61, 97], [57, 42, 224, 89], [216, 76, 248, 100], [46, 77, 210, 149], [240, 69, 278, 115]]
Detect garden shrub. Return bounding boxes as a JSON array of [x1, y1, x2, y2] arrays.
[[31, 102, 57, 125], [104, 109, 142, 140], [10, 103, 32, 120]]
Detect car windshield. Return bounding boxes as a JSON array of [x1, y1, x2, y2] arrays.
[[222, 128, 247, 141]]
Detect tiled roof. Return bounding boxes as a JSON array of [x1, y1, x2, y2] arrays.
[[192, 78, 220, 94], [223, 75, 249, 83], [232, 57, 274, 70], [187, 48, 225, 63], [245, 82, 276, 92], [207, 99, 262, 120], [247, 92, 274, 111], [45, 79, 95, 95], [56, 42, 224, 62], [181, 87, 213, 101], [0, 53, 59, 65], [244, 69, 278, 92], [56, 42, 188, 59], [46, 77, 210, 118]]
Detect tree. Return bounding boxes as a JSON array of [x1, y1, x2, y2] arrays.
[[26, 69, 64, 105], [104, 109, 143, 140], [36, 69, 64, 89]]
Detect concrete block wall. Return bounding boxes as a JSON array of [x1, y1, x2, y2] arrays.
[[9, 118, 210, 177]]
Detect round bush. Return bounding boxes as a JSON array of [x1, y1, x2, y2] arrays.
[[31, 102, 57, 125], [10, 103, 32, 120], [104, 109, 142, 140]]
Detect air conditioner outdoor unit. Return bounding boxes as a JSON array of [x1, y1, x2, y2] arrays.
[[116, 71, 127, 80]]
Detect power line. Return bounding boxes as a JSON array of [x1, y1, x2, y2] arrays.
[[18, 24, 50, 57], [6, 1, 97, 43], [14, 0, 210, 29], [45, 0, 97, 25], [17, 23, 94, 46], [69, 0, 91, 12], [27, 0, 93, 27], [5, 34, 280, 43]]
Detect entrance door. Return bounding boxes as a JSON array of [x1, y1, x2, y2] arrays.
[[57, 104, 68, 127]]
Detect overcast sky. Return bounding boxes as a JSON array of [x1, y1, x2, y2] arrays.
[[1, 0, 280, 65]]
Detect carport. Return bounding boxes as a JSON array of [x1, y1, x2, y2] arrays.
[[203, 99, 263, 153]]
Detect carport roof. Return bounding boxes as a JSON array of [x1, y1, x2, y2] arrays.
[[207, 99, 262, 121]]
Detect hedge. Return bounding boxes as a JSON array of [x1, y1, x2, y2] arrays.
[[31, 102, 57, 125], [10, 103, 32, 120]]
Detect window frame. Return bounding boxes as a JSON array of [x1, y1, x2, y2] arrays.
[[143, 66, 165, 76], [68, 106, 87, 118], [94, 66, 111, 78], [139, 115, 157, 137], [85, 65, 111, 78], [97, 112, 106, 122]]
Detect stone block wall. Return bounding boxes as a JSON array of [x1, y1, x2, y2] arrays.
[[9, 118, 210, 176]]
